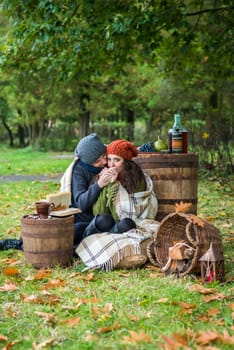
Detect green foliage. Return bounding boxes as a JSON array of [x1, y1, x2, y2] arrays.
[[0, 1, 233, 174]]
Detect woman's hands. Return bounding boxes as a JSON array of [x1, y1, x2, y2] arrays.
[[97, 167, 118, 188]]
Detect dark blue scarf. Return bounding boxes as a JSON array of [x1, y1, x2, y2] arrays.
[[79, 160, 103, 174]]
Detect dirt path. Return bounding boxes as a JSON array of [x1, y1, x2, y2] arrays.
[[0, 174, 62, 182]]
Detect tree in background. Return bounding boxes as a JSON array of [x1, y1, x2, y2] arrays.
[[0, 0, 233, 172]]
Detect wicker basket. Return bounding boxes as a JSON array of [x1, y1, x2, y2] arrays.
[[147, 212, 224, 277]]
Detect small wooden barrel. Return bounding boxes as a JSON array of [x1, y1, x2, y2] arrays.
[[21, 215, 74, 269], [133, 152, 198, 221]]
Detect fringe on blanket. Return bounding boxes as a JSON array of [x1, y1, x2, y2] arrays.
[[99, 243, 141, 272]]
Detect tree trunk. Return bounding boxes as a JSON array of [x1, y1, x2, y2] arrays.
[[1, 116, 14, 147], [17, 125, 26, 147], [80, 93, 90, 137], [125, 109, 135, 141]]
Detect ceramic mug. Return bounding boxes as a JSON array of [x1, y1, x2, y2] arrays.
[[35, 201, 55, 219]]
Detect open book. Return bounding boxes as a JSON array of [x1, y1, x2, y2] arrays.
[[45, 192, 81, 217]]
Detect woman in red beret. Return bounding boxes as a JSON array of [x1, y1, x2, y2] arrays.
[[80, 139, 158, 238], [76, 139, 159, 271]]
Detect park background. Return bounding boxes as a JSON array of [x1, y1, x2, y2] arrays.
[[0, 0, 233, 176], [0, 1, 233, 349]]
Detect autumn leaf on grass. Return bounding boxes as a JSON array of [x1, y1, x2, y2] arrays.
[[122, 330, 152, 344], [92, 303, 114, 321], [35, 311, 58, 325], [3, 267, 20, 276], [175, 201, 192, 213], [85, 333, 98, 342], [34, 269, 52, 280], [7, 306, 17, 318], [188, 284, 216, 294], [77, 297, 100, 306], [207, 308, 220, 317], [41, 279, 67, 290], [1, 258, 21, 266], [98, 321, 122, 333], [20, 293, 60, 305], [161, 333, 189, 349], [33, 338, 57, 349], [172, 301, 196, 314], [0, 282, 18, 292], [203, 292, 226, 303], [81, 272, 96, 281], [156, 298, 169, 303], [0, 334, 8, 341], [195, 329, 234, 345], [61, 317, 81, 327], [116, 272, 131, 277]]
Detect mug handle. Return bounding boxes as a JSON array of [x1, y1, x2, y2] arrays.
[[49, 202, 55, 212]]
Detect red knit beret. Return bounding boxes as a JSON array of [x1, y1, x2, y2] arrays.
[[107, 140, 138, 160]]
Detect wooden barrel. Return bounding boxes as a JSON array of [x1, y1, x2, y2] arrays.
[[133, 153, 198, 221], [21, 215, 74, 269]]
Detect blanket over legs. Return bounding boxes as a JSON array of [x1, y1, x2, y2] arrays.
[[76, 220, 159, 271]]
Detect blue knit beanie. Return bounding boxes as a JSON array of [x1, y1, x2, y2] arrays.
[[75, 133, 106, 164]]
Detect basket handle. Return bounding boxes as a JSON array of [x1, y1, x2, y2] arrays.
[[186, 222, 199, 247], [146, 240, 160, 267]]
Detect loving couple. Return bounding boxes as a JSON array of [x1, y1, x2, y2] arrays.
[[1, 134, 160, 270]]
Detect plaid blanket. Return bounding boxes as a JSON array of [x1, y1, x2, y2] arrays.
[[76, 173, 159, 271], [115, 173, 158, 225], [76, 222, 159, 272]]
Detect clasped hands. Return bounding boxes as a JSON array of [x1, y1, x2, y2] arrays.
[[97, 167, 118, 188]]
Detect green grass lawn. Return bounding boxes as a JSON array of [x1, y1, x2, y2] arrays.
[[0, 147, 233, 349]]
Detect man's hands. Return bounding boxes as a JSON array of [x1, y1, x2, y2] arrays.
[[97, 167, 118, 188]]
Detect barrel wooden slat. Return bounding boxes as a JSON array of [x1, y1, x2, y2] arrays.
[[21, 215, 74, 269], [133, 153, 198, 221]]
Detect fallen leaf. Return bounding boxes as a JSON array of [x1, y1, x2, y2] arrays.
[[35, 311, 57, 325], [98, 321, 122, 333], [41, 279, 67, 290], [188, 284, 216, 294], [7, 307, 17, 318], [122, 330, 152, 343], [172, 301, 196, 314], [204, 216, 216, 222], [161, 333, 189, 349], [175, 201, 192, 213], [1, 258, 21, 265], [32, 338, 56, 349], [156, 298, 169, 303], [196, 329, 234, 346], [196, 330, 221, 345], [20, 293, 60, 305], [3, 267, 20, 276], [0, 282, 19, 292], [203, 293, 226, 302], [34, 270, 52, 280], [116, 272, 131, 277], [0, 334, 8, 341], [207, 308, 219, 317], [85, 334, 97, 341], [62, 317, 80, 327], [190, 216, 205, 227], [81, 273, 96, 281]]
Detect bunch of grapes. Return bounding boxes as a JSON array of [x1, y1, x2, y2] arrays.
[[138, 141, 155, 152]]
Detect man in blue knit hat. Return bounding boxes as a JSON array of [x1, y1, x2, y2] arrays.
[[0, 133, 117, 252], [71, 133, 117, 247]]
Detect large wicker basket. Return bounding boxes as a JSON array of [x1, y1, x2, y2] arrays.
[[147, 212, 224, 278]]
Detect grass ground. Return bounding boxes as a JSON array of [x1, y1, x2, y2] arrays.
[[0, 147, 233, 349]]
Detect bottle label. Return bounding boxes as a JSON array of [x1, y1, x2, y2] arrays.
[[172, 131, 183, 153]]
